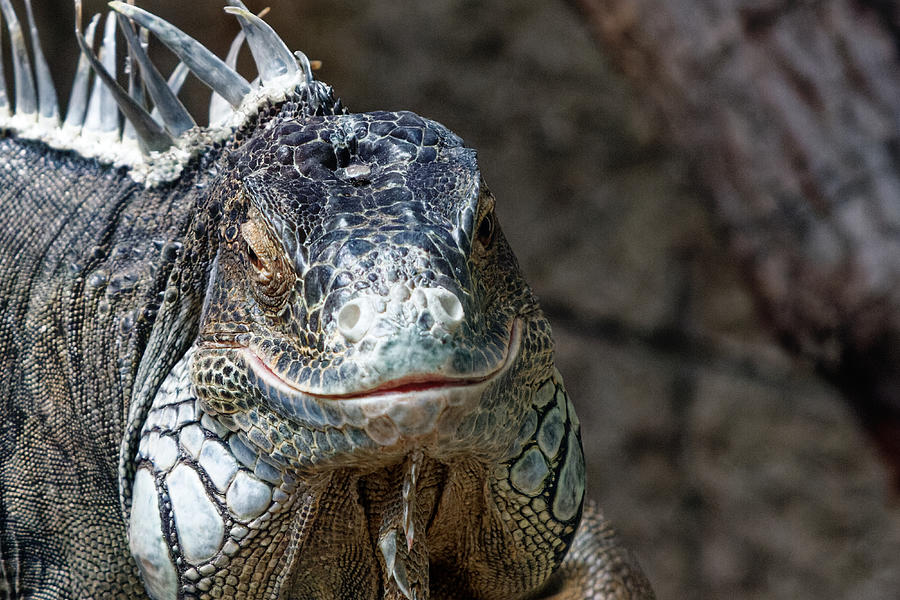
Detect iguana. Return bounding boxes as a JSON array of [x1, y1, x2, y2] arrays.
[[0, 2, 655, 598]]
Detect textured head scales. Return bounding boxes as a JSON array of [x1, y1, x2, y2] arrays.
[[0, 0, 552, 478], [192, 95, 546, 468]]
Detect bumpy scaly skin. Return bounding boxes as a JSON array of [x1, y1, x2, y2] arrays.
[[0, 6, 654, 600], [128, 104, 600, 599]]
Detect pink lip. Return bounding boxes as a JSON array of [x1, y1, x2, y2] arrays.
[[314, 372, 494, 399]]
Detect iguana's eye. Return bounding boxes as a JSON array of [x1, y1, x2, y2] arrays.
[[245, 243, 263, 272], [476, 209, 495, 249], [240, 218, 292, 311], [474, 190, 497, 251]]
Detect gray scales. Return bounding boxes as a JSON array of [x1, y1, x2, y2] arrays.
[[0, 1, 654, 599]]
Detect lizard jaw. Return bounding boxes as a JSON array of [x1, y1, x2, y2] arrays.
[[239, 320, 522, 448]]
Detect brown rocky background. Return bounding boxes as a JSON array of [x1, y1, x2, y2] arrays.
[[27, 0, 900, 597]]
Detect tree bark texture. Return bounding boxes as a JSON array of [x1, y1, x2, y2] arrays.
[[575, 0, 900, 427]]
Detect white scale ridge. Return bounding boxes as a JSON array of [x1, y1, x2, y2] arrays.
[[133, 342, 290, 592], [510, 446, 550, 496], [552, 431, 585, 523], [166, 463, 225, 565], [179, 423, 205, 460], [537, 406, 564, 459], [129, 467, 178, 600], [226, 470, 272, 521], [152, 435, 179, 472], [198, 439, 239, 493]]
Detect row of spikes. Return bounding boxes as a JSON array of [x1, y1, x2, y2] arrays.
[[0, 0, 316, 155]]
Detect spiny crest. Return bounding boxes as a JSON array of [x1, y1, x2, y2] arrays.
[[0, 0, 340, 185]]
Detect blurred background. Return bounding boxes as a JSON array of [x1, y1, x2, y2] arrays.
[[27, 0, 900, 597]]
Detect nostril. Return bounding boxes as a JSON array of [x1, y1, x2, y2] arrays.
[[425, 288, 465, 332], [337, 297, 374, 343], [436, 292, 464, 323], [340, 304, 361, 329]]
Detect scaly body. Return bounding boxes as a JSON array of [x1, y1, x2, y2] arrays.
[[0, 2, 653, 598]]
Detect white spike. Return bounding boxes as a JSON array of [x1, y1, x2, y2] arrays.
[[0, 0, 36, 117], [294, 50, 315, 86], [115, 13, 194, 137], [150, 62, 190, 124], [109, 2, 251, 108], [0, 9, 9, 118], [378, 529, 415, 600], [402, 450, 422, 552], [23, 0, 58, 122], [167, 62, 190, 96], [84, 13, 119, 134], [208, 30, 245, 125], [64, 14, 99, 130], [74, 0, 172, 154], [122, 27, 149, 142], [223, 6, 300, 87]]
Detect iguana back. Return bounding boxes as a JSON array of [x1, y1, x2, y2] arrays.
[[0, 130, 211, 596]]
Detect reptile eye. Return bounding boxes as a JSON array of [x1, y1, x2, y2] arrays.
[[240, 219, 292, 311], [246, 243, 263, 271], [476, 210, 495, 249]]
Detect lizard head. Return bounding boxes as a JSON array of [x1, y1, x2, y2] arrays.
[[50, 0, 561, 476], [192, 105, 555, 468]]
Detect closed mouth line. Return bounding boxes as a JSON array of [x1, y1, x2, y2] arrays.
[[237, 320, 521, 401]]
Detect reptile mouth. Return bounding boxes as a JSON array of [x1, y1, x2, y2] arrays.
[[243, 319, 521, 401], [223, 320, 522, 444]]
